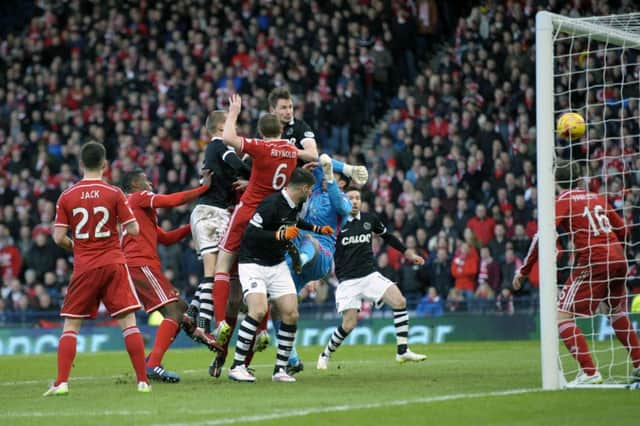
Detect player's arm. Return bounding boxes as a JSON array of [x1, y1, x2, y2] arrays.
[[331, 157, 369, 185], [52, 226, 73, 251], [53, 197, 73, 251], [374, 216, 424, 266], [606, 203, 627, 242], [151, 185, 209, 209], [222, 94, 243, 151], [157, 224, 191, 245], [297, 122, 319, 162], [117, 189, 140, 236], [296, 219, 334, 235], [514, 234, 538, 290], [222, 148, 251, 179]]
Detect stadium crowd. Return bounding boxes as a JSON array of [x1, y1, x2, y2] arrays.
[[2, 0, 640, 325]]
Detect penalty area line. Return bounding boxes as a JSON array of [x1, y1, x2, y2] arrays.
[[153, 388, 541, 426]]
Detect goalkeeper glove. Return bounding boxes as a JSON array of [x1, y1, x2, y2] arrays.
[[342, 164, 369, 185], [312, 225, 334, 235], [276, 225, 300, 240]]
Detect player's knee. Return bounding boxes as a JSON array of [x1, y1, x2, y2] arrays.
[[162, 301, 185, 323], [342, 316, 357, 332], [392, 294, 406, 310], [282, 309, 299, 324], [249, 305, 268, 322]]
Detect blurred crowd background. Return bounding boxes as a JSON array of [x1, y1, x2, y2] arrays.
[[2, 0, 640, 325]]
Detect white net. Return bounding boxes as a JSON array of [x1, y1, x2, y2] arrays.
[[551, 13, 640, 386]]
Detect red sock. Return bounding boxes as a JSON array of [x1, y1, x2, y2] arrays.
[[213, 272, 230, 325], [558, 319, 596, 375], [612, 314, 640, 368], [147, 318, 179, 367], [55, 330, 77, 386], [123, 326, 148, 383]]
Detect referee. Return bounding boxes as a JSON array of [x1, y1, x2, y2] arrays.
[[226, 168, 333, 383], [317, 186, 427, 370]]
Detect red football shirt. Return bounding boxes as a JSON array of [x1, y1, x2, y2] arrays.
[[54, 179, 136, 276], [239, 137, 298, 208], [521, 189, 626, 275], [123, 190, 161, 268]]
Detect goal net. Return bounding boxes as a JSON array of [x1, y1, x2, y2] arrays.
[[536, 11, 640, 389]]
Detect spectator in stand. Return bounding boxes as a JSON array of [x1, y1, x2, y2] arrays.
[[416, 286, 444, 317], [466, 204, 496, 247], [488, 223, 508, 264], [451, 242, 479, 310], [421, 246, 453, 299]]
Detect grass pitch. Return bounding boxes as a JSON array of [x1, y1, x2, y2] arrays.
[[0, 341, 635, 425]]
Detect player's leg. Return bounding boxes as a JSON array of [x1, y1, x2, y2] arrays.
[[380, 282, 427, 363], [44, 317, 83, 396], [317, 309, 358, 370], [144, 300, 186, 383], [116, 311, 151, 392], [209, 276, 242, 378], [557, 270, 601, 384], [268, 262, 299, 382], [317, 277, 362, 370], [45, 267, 102, 396], [103, 265, 150, 392], [195, 251, 217, 332], [228, 263, 268, 382], [607, 266, 640, 379]]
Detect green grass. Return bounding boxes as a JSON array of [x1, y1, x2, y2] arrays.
[[0, 341, 635, 425]]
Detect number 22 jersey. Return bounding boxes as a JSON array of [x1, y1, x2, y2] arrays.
[[54, 179, 136, 276]]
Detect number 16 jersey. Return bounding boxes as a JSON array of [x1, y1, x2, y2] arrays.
[[54, 178, 136, 276]]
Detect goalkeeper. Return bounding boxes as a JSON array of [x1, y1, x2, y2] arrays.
[[283, 154, 368, 374]]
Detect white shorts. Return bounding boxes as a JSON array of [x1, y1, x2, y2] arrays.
[[238, 261, 296, 301], [335, 272, 394, 313], [190, 204, 230, 255]]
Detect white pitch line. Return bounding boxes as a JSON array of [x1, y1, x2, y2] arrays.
[[152, 388, 541, 426]]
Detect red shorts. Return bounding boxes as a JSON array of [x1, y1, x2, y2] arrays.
[[61, 264, 141, 319], [128, 265, 181, 313], [219, 201, 256, 253], [558, 261, 628, 316]]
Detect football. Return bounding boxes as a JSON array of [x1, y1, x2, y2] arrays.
[[556, 112, 586, 139]]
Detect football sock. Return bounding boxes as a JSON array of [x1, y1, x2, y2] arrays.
[[232, 315, 259, 368], [611, 314, 640, 368], [393, 309, 409, 354], [197, 277, 214, 331], [299, 238, 316, 268], [275, 322, 297, 374], [558, 319, 596, 375], [123, 326, 148, 383], [213, 272, 230, 325], [55, 330, 77, 386], [147, 318, 179, 367], [323, 326, 349, 357]]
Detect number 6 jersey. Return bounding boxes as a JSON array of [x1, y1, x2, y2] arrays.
[[520, 188, 627, 276], [54, 178, 136, 276]]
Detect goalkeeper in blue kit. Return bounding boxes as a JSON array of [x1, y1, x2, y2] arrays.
[[283, 154, 368, 374]]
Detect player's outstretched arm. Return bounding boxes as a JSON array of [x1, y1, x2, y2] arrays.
[[297, 219, 334, 235], [331, 158, 369, 185], [52, 226, 73, 251], [157, 224, 191, 246], [152, 185, 209, 209], [297, 139, 319, 162], [222, 94, 243, 151]]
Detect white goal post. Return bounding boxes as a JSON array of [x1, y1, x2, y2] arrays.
[[536, 11, 640, 390]]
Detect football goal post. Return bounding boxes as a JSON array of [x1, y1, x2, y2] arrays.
[[536, 11, 640, 390]]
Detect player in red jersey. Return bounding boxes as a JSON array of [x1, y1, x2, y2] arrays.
[[514, 160, 640, 385], [122, 169, 222, 383], [45, 141, 150, 396], [211, 94, 298, 349]]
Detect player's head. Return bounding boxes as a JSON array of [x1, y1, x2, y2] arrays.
[[80, 141, 107, 174], [258, 113, 282, 139], [345, 187, 362, 217], [123, 169, 151, 193], [204, 110, 227, 138], [287, 167, 315, 203], [555, 159, 581, 190], [268, 87, 293, 125]]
